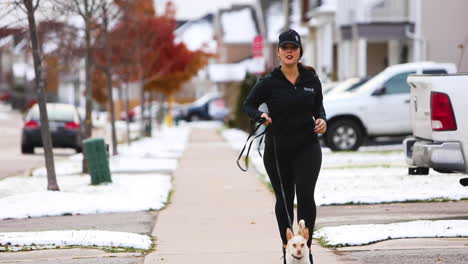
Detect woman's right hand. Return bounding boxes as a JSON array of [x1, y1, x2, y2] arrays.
[[260, 113, 272, 126]]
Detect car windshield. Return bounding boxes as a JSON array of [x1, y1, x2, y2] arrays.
[[29, 105, 76, 122], [351, 69, 391, 94], [347, 78, 368, 91], [326, 78, 360, 95], [193, 93, 219, 106]]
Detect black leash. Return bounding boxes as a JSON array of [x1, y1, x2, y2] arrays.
[[237, 120, 293, 229], [272, 135, 293, 229], [236, 122, 266, 171]]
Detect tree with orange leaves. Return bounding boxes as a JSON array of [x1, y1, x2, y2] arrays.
[[105, 0, 211, 132]]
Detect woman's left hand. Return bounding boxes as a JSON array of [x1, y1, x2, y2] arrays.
[[314, 118, 327, 134]]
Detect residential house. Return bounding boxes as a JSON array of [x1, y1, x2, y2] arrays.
[[207, 5, 261, 119], [301, 0, 468, 81], [257, 0, 310, 70], [175, 13, 217, 102]]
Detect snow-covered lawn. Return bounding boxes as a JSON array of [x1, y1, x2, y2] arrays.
[[222, 127, 468, 247], [32, 126, 190, 177], [0, 126, 191, 220], [0, 230, 152, 251], [314, 220, 468, 247], [0, 173, 171, 220], [0, 103, 12, 120], [0, 124, 192, 251], [221, 128, 468, 205]]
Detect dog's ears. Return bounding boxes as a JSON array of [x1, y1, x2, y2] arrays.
[[286, 228, 294, 241], [298, 220, 306, 231], [301, 227, 310, 240], [297, 219, 306, 237]]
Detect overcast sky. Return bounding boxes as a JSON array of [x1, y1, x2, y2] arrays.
[[154, 0, 256, 20]]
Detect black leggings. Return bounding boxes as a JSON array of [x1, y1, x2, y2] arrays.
[[263, 141, 322, 247]]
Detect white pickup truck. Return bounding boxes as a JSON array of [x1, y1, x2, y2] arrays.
[[403, 74, 468, 185], [323, 62, 456, 151]]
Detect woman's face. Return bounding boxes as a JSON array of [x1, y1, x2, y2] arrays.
[[278, 44, 300, 66]]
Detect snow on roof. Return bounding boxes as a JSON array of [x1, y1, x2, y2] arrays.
[[208, 63, 247, 82], [207, 57, 262, 82], [13, 62, 35, 81], [175, 17, 217, 53], [266, 0, 308, 43], [290, 0, 309, 35], [220, 7, 258, 43], [0, 36, 13, 48], [266, 2, 283, 43], [155, 0, 256, 20]]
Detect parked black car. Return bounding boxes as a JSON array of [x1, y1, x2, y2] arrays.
[[21, 103, 82, 154], [178, 93, 229, 122]]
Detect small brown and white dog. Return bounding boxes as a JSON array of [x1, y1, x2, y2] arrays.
[[285, 220, 311, 264]]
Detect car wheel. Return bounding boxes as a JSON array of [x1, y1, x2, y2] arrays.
[[75, 146, 82, 153], [21, 144, 34, 154], [433, 168, 454, 174], [325, 119, 364, 151], [408, 167, 429, 175], [189, 114, 200, 122]]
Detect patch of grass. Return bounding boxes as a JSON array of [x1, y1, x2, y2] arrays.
[[264, 181, 274, 193], [0, 243, 154, 254], [316, 236, 332, 248], [322, 197, 458, 206], [403, 198, 453, 203], [143, 236, 157, 255]]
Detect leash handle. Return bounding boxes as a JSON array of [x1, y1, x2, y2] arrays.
[[236, 120, 266, 171], [236, 118, 292, 229]]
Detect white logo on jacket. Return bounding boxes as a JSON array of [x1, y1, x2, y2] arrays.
[[304, 87, 315, 92]]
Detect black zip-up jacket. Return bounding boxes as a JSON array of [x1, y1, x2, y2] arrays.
[[243, 64, 326, 150]]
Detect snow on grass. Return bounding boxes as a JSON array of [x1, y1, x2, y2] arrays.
[[0, 125, 193, 220], [316, 167, 468, 205], [32, 156, 178, 177], [0, 230, 152, 250], [314, 220, 468, 247], [322, 150, 405, 169], [0, 103, 12, 120], [0, 173, 171, 220], [32, 126, 190, 177], [221, 128, 468, 205]]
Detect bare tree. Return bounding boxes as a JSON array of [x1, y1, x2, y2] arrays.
[[21, 0, 59, 190], [54, 0, 110, 171], [97, 2, 120, 155]]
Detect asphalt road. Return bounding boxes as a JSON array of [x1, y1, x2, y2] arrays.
[[0, 109, 74, 180]]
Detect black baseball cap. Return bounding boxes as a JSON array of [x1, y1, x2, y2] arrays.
[[278, 29, 301, 48]]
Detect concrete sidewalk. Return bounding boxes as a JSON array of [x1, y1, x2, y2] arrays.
[[144, 128, 343, 264]]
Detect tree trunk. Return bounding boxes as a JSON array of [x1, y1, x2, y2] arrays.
[[24, 0, 59, 191], [140, 78, 146, 137], [125, 82, 131, 145], [102, 3, 118, 156], [156, 93, 165, 126], [82, 0, 94, 173]]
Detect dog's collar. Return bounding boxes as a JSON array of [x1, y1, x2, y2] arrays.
[[291, 254, 303, 260]]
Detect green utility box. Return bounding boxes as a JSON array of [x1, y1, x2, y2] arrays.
[[83, 138, 112, 185]]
